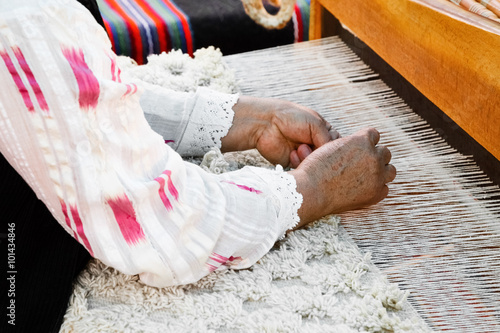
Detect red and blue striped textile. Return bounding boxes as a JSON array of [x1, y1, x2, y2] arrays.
[[294, 0, 310, 43], [97, 0, 310, 64], [97, 0, 193, 64]]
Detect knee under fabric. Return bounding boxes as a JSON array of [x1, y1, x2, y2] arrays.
[[1, 153, 91, 332], [0, 1, 102, 332]]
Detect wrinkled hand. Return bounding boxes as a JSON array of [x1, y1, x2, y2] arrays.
[[289, 127, 396, 227], [221, 96, 339, 167]]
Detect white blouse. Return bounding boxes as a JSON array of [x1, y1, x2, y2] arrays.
[[0, 0, 302, 287]]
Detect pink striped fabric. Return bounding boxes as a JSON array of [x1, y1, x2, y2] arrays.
[[155, 174, 173, 211], [107, 194, 147, 245], [13, 47, 49, 112], [62, 47, 101, 109], [60, 200, 94, 256], [0, 49, 35, 112], [221, 180, 263, 194]]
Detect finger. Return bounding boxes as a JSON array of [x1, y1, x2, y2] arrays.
[[385, 164, 397, 183], [297, 144, 312, 161], [290, 150, 301, 169], [311, 124, 334, 148], [329, 128, 340, 140], [376, 145, 392, 164], [379, 184, 390, 201], [357, 127, 380, 146], [312, 110, 330, 130]]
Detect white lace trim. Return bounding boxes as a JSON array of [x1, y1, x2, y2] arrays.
[[247, 165, 303, 239], [177, 87, 239, 156]]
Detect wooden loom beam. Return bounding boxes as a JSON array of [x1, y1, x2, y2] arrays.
[[310, 0, 500, 161]]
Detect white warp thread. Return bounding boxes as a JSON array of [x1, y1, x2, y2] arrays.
[[223, 37, 500, 332]]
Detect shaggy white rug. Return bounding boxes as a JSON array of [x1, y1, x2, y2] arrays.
[[60, 46, 430, 332]]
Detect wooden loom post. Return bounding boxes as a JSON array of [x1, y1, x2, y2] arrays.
[[309, 0, 500, 161], [309, 0, 324, 40]]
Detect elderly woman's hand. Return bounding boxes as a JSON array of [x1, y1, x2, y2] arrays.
[[290, 127, 396, 227], [221, 96, 339, 167]]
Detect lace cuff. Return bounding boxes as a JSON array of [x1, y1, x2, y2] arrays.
[[246, 165, 303, 239], [176, 87, 239, 156]]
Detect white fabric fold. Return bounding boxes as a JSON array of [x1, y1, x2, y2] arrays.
[[0, 0, 304, 287]]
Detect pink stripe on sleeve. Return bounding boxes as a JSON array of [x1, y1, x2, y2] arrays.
[[162, 170, 179, 200], [108, 52, 118, 82], [124, 83, 132, 96], [210, 253, 241, 264], [60, 200, 94, 256], [61, 47, 100, 110], [221, 180, 263, 194], [13, 47, 49, 112], [70, 205, 94, 256], [0, 49, 34, 112], [107, 194, 146, 245], [154, 176, 173, 211], [206, 263, 218, 272], [207, 253, 242, 270], [210, 253, 228, 264], [123, 83, 138, 97], [60, 200, 78, 238]]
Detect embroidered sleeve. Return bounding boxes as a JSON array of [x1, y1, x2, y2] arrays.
[[0, 0, 303, 288], [139, 84, 239, 156], [175, 87, 239, 156], [209, 165, 303, 271], [244, 165, 303, 239]]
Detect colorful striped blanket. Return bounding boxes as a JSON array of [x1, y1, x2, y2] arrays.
[[97, 0, 310, 64]]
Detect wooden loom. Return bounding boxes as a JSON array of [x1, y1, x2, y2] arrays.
[[310, 0, 500, 163], [224, 3, 500, 330]]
